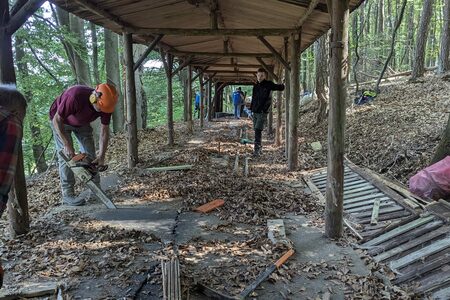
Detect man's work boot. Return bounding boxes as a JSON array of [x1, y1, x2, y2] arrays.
[[0, 262, 4, 289], [253, 145, 262, 157], [62, 190, 86, 206]]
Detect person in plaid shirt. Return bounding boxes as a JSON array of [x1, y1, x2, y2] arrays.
[[0, 85, 27, 288]]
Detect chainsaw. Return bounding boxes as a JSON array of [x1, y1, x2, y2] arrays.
[[59, 151, 117, 209]]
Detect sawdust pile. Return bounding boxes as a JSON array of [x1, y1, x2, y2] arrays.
[[298, 74, 450, 184]]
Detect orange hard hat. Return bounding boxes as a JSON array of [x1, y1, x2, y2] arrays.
[[95, 83, 118, 113]]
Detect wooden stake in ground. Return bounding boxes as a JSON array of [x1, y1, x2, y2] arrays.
[[244, 157, 249, 177], [233, 152, 240, 174], [325, 0, 349, 239]]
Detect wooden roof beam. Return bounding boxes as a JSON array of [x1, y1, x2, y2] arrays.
[[278, 0, 328, 13], [171, 51, 273, 58], [210, 0, 218, 29], [295, 0, 320, 28], [256, 57, 279, 81], [201, 72, 217, 86], [204, 70, 257, 74], [257, 36, 291, 71], [192, 63, 266, 68], [6, 0, 46, 34], [171, 56, 193, 77], [133, 34, 164, 71], [72, 0, 134, 31], [131, 28, 298, 36]]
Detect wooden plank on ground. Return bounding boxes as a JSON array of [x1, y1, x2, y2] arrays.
[[358, 210, 411, 225], [344, 159, 417, 214], [431, 285, 450, 300], [362, 215, 435, 247], [312, 173, 359, 184], [374, 226, 449, 262], [316, 178, 366, 189], [416, 268, 450, 294], [195, 199, 225, 213], [344, 193, 390, 206], [353, 205, 403, 218], [393, 250, 450, 284], [389, 236, 450, 270], [303, 176, 326, 204], [344, 198, 391, 210], [267, 219, 288, 244], [346, 201, 395, 213], [344, 188, 381, 198], [368, 221, 444, 256], [144, 165, 193, 172], [343, 218, 363, 240], [0, 282, 57, 299], [370, 199, 381, 225]]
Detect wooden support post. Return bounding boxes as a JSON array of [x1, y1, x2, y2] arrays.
[[288, 32, 301, 171], [0, 0, 30, 236], [284, 37, 290, 157], [325, 0, 349, 239], [187, 65, 194, 133], [199, 73, 205, 128], [6, 0, 45, 35], [123, 33, 138, 168], [275, 68, 283, 146], [267, 75, 274, 137], [160, 51, 175, 146], [208, 79, 213, 121]]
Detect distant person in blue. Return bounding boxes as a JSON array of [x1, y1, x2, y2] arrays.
[[194, 89, 201, 119], [232, 87, 244, 119]]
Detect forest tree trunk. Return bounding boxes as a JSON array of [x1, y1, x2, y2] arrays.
[[431, 114, 450, 163], [15, 36, 48, 173], [315, 34, 329, 124], [105, 29, 124, 133], [437, 0, 450, 74], [411, 0, 435, 80]]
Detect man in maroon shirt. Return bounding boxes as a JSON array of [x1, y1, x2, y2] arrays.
[[49, 84, 118, 206]]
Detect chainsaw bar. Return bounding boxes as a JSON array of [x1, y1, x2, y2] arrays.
[[59, 151, 117, 209]]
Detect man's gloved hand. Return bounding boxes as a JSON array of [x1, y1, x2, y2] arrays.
[[63, 144, 75, 158], [92, 155, 105, 166]]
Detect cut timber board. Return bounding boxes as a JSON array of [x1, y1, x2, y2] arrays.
[[362, 215, 435, 247], [195, 199, 225, 213], [389, 236, 450, 270], [267, 219, 289, 245], [303, 160, 450, 297]]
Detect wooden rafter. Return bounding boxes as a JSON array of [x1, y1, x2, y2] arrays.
[[170, 51, 273, 58], [131, 28, 298, 36], [133, 34, 164, 71], [6, 0, 46, 34], [278, 0, 328, 13], [257, 36, 291, 71], [192, 63, 265, 68], [295, 0, 320, 28]]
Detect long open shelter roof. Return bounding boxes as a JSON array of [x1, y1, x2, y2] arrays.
[[50, 0, 364, 83]]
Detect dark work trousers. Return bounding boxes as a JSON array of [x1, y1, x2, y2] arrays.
[[254, 129, 262, 150]]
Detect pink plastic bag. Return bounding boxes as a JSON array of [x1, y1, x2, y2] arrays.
[[409, 156, 450, 200]]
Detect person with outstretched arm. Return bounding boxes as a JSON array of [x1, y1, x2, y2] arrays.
[[250, 68, 285, 157], [49, 84, 118, 206]]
